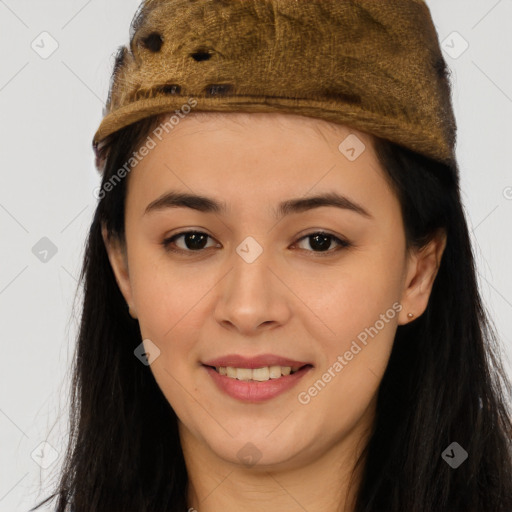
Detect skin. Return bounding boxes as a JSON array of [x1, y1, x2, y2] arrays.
[[103, 112, 446, 511]]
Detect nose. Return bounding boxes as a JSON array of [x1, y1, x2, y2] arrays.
[[213, 247, 292, 336]]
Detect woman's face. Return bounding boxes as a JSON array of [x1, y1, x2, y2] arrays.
[[104, 112, 444, 470]]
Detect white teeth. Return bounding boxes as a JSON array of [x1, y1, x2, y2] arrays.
[[215, 365, 300, 381], [236, 368, 252, 380], [252, 367, 270, 381], [269, 365, 282, 379]]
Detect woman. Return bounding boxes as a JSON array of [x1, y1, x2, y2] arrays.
[[32, 0, 512, 510]]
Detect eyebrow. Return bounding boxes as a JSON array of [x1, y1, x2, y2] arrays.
[[144, 191, 373, 219]]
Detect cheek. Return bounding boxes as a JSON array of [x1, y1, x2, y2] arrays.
[[301, 246, 404, 339], [128, 259, 209, 412], [299, 246, 404, 393], [128, 247, 219, 354]]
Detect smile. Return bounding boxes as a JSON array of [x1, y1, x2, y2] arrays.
[[202, 363, 313, 402]]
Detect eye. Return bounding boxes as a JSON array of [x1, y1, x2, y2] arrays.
[[293, 231, 352, 254], [162, 231, 219, 253], [161, 230, 352, 256]]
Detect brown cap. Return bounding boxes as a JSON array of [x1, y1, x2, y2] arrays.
[[93, 0, 457, 168]]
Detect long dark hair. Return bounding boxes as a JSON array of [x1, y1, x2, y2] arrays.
[[31, 111, 512, 511]]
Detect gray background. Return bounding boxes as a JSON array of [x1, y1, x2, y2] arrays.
[[0, 1, 511, 510]]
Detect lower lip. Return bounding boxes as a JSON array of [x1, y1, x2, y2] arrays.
[[203, 365, 312, 403]]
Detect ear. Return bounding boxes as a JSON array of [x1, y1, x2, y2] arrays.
[[101, 223, 138, 319], [398, 229, 447, 325]]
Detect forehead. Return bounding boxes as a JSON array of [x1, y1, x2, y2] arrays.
[[125, 112, 394, 216]]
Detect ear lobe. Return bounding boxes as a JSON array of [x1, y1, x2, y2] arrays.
[[101, 223, 135, 315], [399, 230, 447, 324]]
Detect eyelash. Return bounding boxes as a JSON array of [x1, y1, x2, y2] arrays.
[[161, 230, 352, 257]]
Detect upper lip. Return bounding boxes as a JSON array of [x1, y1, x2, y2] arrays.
[[202, 354, 313, 369]]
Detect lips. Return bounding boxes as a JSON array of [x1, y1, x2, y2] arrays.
[[201, 353, 314, 402]]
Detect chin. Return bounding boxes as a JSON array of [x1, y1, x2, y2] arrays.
[[195, 425, 310, 469]]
